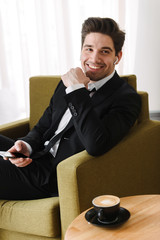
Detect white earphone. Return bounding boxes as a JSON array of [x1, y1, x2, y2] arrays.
[[114, 57, 118, 65]]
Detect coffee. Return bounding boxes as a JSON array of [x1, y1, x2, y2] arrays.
[[92, 195, 120, 223], [93, 195, 120, 207]]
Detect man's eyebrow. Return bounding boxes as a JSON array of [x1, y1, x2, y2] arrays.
[[83, 44, 93, 48], [101, 46, 113, 52], [83, 44, 113, 52]]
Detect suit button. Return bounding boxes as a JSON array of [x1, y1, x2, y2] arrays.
[[68, 102, 72, 107], [72, 109, 77, 116]]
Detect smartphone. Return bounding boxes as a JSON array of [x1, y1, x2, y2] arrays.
[[0, 151, 27, 159]]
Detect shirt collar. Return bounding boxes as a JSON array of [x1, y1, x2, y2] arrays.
[[88, 70, 115, 91]]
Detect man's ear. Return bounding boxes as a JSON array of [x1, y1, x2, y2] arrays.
[[114, 57, 118, 65], [116, 51, 122, 64]]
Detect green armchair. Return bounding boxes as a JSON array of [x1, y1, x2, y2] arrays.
[[0, 75, 160, 240]]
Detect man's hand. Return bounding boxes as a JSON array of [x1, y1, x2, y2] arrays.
[[4, 140, 32, 167], [61, 67, 90, 88]]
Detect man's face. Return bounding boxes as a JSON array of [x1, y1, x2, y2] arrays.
[[80, 32, 121, 81]]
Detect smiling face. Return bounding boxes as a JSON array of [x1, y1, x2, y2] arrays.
[[80, 32, 122, 82]]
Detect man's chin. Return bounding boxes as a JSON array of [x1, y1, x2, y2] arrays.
[[85, 71, 105, 81]]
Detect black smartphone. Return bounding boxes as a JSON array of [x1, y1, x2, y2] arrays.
[[0, 151, 27, 159]]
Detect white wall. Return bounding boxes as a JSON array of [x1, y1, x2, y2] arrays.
[[133, 0, 160, 112]]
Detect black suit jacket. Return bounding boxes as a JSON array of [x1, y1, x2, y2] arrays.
[[21, 72, 141, 163]]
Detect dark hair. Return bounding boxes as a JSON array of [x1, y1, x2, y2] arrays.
[[81, 17, 125, 55]]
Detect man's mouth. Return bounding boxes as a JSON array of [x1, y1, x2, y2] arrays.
[[86, 63, 104, 70]]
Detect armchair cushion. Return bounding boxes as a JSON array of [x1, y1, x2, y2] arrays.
[[0, 197, 60, 238]]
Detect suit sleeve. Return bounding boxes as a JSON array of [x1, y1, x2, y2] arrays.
[[64, 86, 141, 156]]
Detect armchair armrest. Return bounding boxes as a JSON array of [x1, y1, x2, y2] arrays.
[[57, 119, 160, 239], [0, 118, 29, 139]]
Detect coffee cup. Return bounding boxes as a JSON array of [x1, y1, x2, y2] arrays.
[[92, 195, 120, 223]]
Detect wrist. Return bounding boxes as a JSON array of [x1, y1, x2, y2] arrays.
[[66, 83, 85, 94], [21, 141, 32, 155]]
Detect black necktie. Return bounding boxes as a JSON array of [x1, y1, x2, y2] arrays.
[[32, 118, 73, 159], [89, 87, 96, 93], [45, 118, 73, 152], [88, 88, 96, 97]]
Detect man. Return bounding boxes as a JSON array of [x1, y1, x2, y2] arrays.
[[0, 17, 141, 200]]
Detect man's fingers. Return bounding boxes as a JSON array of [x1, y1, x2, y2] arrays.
[[9, 157, 32, 167], [15, 140, 23, 151]]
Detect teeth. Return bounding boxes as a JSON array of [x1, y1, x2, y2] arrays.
[[89, 65, 101, 69]]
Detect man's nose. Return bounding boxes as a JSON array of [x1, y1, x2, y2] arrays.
[[91, 51, 101, 63]]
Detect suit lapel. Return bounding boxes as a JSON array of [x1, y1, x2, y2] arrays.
[[91, 72, 124, 106]]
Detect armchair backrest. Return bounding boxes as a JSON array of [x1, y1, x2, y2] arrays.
[[29, 75, 149, 130], [29, 76, 61, 130], [121, 75, 149, 123]]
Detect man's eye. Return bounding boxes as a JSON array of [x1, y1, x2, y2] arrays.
[[102, 50, 110, 54], [86, 48, 92, 52]]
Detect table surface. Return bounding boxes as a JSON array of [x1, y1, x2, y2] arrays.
[[65, 195, 160, 240]]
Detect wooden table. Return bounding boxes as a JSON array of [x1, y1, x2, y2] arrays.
[[65, 195, 160, 240]]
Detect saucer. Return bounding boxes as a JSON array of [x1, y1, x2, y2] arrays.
[[85, 207, 130, 227]]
